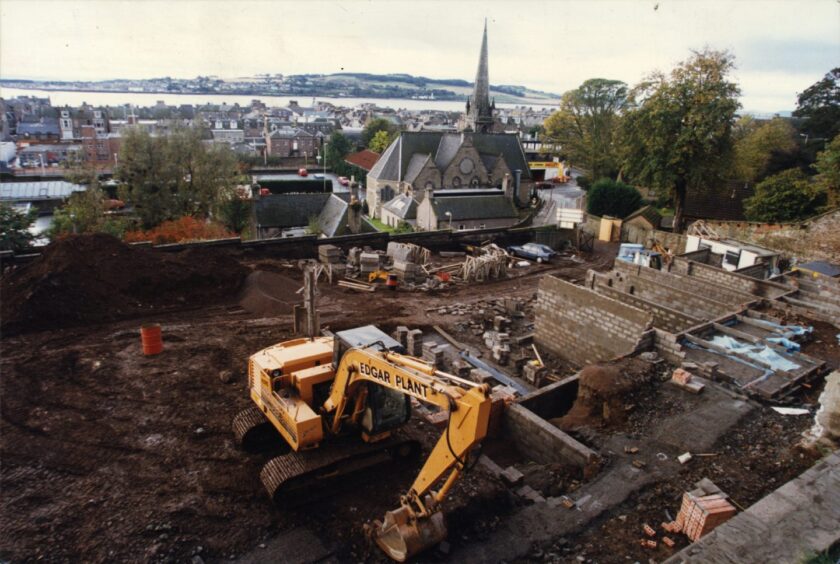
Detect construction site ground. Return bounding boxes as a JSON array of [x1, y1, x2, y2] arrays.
[[1, 236, 837, 563]]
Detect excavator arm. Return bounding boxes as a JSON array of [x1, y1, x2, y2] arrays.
[[321, 347, 492, 561]]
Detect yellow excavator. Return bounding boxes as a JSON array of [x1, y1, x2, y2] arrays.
[[232, 325, 492, 561]]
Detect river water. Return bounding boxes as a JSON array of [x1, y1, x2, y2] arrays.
[[0, 86, 557, 112]]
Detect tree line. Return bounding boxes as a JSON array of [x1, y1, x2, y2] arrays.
[[543, 54, 839, 229]]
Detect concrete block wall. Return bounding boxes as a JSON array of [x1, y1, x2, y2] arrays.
[[613, 259, 755, 306], [535, 275, 653, 367], [653, 328, 687, 365], [734, 263, 768, 279], [671, 257, 791, 299], [503, 402, 600, 476], [593, 283, 701, 333], [604, 266, 734, 320]]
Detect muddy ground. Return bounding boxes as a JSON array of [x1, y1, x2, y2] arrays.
[[1, 237, 836, 563], [0, 239, 613, 563]]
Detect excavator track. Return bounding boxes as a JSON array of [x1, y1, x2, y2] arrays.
[[260, 432, 422, 508], [232, 406, 286, 453]]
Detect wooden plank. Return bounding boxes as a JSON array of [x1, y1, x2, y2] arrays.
[[433, 325, 466, 351]]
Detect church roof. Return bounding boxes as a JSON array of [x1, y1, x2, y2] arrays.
[[368, 131, 531, 183], [404, 154, 432, 183]]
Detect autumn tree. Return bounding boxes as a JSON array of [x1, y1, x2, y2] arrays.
[[543, 78, 628, 180], [732, 116, 797, 185], [362, 117, 398, 148], [621, 49, 741, 231], [368, 130, 392, 154], [793, 67, 840, 140]]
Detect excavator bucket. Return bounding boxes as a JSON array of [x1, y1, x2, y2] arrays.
[[372, 503, 447, 562]]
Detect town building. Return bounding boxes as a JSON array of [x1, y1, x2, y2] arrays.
[[265, 127, 321, 158], [380, 192, 418, 228], [415, 188, 518, 231], [365, 131, 532, 217]]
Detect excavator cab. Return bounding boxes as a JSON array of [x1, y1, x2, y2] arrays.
[[335, 326, 411, 439]]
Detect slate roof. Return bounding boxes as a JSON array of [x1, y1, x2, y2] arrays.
[[344, 149, 380, 172], [623, 204, 663, 228], [382, 193, 418, 220], [430, 192, 517, 221], [17, 120, 60, 136], [268, 127, 315, 139], [404, 154, 431, 183], [318, 194, 349, 237], [368, 131, 531, 183], [254, 193, 330, 228]]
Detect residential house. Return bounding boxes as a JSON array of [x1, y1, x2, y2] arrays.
[[265, 127, 320, 158], [253, 193, 370, 238]]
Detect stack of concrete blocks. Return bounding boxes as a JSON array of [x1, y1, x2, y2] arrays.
[[493, 315, 511, 332], [359, 252, 381, 276], [482, 330, 511, 365], [393, 260, 425, 284], [488, 385, 518, 437], [393, 326, 410, 349], [318, 245, 342, 265], [452, 359, 472, 379], [522, 361, 546, 387], [470, 368, 495, 385], [422, 341, 447, 369], [406, 329, 424, 357]]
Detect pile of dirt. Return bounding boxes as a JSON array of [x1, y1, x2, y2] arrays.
[[554, 358, 653, 430], [237, 270, 303, 316], [1, 233, 248, 334]]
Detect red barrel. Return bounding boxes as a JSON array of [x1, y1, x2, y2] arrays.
[[386, 274, 399, 290], [141, 324, 163, 355]]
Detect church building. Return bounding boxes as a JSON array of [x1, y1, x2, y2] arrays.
[[365, 22, 533, 220]]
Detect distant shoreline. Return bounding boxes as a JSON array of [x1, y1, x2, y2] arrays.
[[0, 81, 560, 107]]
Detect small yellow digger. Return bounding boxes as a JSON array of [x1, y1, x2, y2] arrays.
[[233, 325, 491, 561]]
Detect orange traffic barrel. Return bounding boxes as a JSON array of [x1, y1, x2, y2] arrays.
[[141, 324, 163, 355], [386, 274, 398, 290]]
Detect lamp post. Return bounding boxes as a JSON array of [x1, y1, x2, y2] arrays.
[[445, 211, 452, 231]]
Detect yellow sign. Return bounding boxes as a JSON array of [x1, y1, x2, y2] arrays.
[[529, 161, 562, 169]]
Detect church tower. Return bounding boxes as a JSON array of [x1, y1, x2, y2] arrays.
[[464, 20, 495, 133]]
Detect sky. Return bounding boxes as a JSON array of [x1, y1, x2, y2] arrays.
[[0, 0, 838, 112]]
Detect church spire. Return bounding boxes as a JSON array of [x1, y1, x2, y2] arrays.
[[465, 19, 494, 133]]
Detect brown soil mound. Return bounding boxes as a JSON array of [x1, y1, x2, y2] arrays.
[[1, 234, 248, 334], [555, 358, 652, 430], [237, 270, 303, 316]]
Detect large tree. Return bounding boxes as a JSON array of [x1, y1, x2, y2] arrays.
[[543, 78, 628, 180], [620, 49, 741, 232], [324, 131, 353, 177], [732, 116, 797, 185], [116, 126, 240, 228], [793, 67, 840, 141]]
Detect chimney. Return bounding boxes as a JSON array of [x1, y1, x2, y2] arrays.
[[502, 173, 513, 200], [513, 169, 522, 203], [347, 196, 362, 234]]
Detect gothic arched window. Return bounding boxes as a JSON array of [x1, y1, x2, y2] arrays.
[[452, 176, 462, 188]]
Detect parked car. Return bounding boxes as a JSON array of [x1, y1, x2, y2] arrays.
[[507, 243, 557, 263], [298, 168, 308, 177], [338, 176, 350, 186]]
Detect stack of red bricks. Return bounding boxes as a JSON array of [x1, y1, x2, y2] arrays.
[[666, 491, 737, 541], [672, 368, 693, 385]]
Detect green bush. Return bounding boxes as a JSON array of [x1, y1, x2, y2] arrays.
[[744, 169, 826, 222], [586, 178, 643, 218]]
